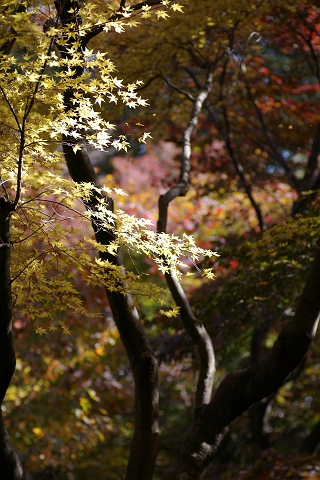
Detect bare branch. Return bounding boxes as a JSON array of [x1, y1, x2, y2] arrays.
[[136, 74, 162, 91], [157, 71, 213, 232], [245, 83, 299, 190], [157, 71, 215, 409], [165, 273, 215, 409], [221, 106, 266, 231], [161, 75, 195, 101]]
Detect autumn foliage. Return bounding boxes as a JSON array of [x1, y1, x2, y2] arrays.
[[1, 1, 320, 480]]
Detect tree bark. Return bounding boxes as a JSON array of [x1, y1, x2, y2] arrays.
[[53, 0, 160, 475], [301, 420, 320, 454], [61, 140, 159, 480], [165, 274, 215, 409], [157, 72, 216, 409], [0, 199, 24, 480], [166, 236, 320, 480], [292, 123, 320, 215], [249, 397, 272, 449]]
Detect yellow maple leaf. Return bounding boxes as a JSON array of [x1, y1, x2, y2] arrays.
[[171, 3, 184, 12], [35, 327, 47, 336]]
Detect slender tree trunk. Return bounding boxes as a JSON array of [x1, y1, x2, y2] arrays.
[[62, 142, 159, 480], [0, 199, 24, 480]]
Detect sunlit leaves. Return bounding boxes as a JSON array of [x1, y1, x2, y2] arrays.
[[171, 3, 184, 12], [138, 132, 153, 143], [8, 174, 216, 332], [155, 10, 169, 20], [159, 304, 180, 317], [35, 327, 47, 336]]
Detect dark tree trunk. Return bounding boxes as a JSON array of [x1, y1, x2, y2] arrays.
[[61, 141, 159, 480], [0, 199, 24, 480], [52, 0, 160, 475], [291, 123, 320, 215], [249, 326, 307, 449], [248, 326, 271, 449], [249, 397, 272, 449], [301, 420, 320, 454], [0, 412, 24, 480]]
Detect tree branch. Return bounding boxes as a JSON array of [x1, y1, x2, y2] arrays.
[[245, 83, 299, 191], [0, 412, 24, 480], [249, 325, 306, 449], [62, 141, 159, 480], [157, 71, 215, 409], [157, 72, 214, 232], [222, 106, 266, 231], [161, 75, 195, 101], [83, 0, 168, 46], [165, 273, 215, 409], [136, 74, 162, 91]]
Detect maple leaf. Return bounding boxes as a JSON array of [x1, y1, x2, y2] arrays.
[[159, 305, 180, 318], [72, 144, 81, 153], [95, 96, 104, 106], [35, 327, 47, 336], [171, 3, 184, 12], [62, 326, 71, 335], [113, 188, 128, 196], [202, 268, 215, 280], [156, 10, 169, 20], [138, 132, 152, 143]]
